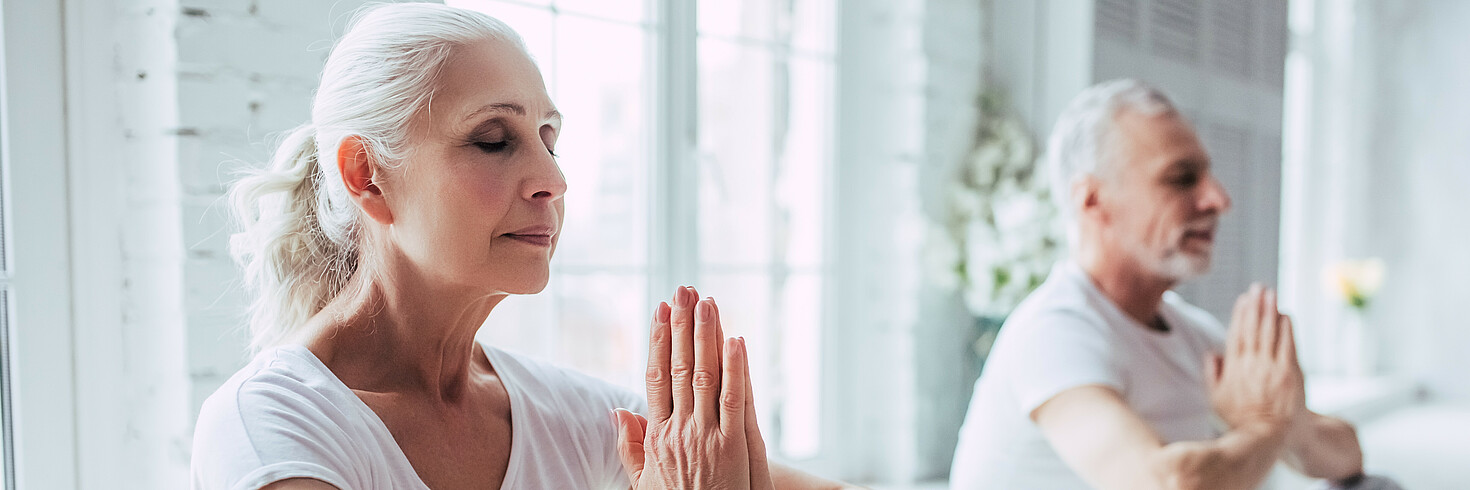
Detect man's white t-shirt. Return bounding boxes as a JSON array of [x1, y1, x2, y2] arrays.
[[949, 261, 1229, 489], [191, 341, 646, 490]]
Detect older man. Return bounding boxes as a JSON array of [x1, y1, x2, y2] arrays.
[[949, 79, 1366, 490]]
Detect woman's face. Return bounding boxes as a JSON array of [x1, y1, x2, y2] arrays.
[[384, 38, 565, 296]]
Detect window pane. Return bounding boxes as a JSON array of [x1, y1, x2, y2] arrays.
[[777, 57, 832, 270], [791, 0, 836, 55], [479, 272, 647, 390], [776, 272, 821, 458], [698, 40, 775, 268], [552, 273, 648, 389], [478, 285, 559, 358], [0, 289, 12, 488], [698, 0, 776, 42], [553, 17, 651, 269], [698, 270, 823, 459], [555, 0, 648, 24]]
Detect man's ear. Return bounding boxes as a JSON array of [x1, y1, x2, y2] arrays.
[[1074, 175, 1106, 224], [336, 136, 394, 225]]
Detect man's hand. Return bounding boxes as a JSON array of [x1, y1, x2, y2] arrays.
[[1207, 285, 1307, 436]]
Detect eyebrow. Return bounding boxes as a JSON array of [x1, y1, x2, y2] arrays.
[[463, 102, 562, 123]]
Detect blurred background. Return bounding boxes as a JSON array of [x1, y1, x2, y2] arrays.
[[2, 0, 1468, 488]]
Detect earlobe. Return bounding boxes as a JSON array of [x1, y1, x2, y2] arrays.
[[336, 136, 394, 225]]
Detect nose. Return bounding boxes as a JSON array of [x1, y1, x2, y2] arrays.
[[523, 151, 567, 202], [1200, 175, 1231, 213]]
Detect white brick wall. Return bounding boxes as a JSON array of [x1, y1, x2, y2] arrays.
[[63, 0, 373, 487], [171, 0, 375, 419]]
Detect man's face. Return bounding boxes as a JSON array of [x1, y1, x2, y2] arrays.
[[1091, 109, 1232, 281]]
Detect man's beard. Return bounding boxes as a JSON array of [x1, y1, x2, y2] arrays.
[[1154, 246, 1212, 281]]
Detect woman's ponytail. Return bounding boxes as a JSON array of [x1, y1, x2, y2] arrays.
[[228, 124, 358, 351]]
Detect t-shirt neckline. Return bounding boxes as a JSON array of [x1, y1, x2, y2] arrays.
[[276, 341, 526, 490], [1060, 261, 1178, 339]]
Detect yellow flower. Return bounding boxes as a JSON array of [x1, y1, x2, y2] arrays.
[[1325, 258, 1385, 309]]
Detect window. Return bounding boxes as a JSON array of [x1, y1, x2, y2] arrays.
[[0, 101, 13, 488], [1, 0, 82, 485], [448, 0, 836, 461]]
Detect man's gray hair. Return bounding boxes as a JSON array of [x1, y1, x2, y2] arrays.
[[1045, 79, 1179, 239]]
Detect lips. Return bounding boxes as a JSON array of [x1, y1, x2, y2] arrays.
[[503, 226, 556, 247], [1183, 227, 1215, 244]]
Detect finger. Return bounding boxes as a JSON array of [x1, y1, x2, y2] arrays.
[[1279, 314, 1300, 366], [1241, 284, 1265, 354], [1203, 353, 1223, 390], [1228, 286, 1255, 357], [693, 298, 723, 427], [712, 298, 725, 380], [741, 338, 775, 490], [670, 286, 696, 417], [613, 409, 646, 484], [645, 301, 673, 422], [1259, 288, 1280, 355], [718, 337, 746, 436]]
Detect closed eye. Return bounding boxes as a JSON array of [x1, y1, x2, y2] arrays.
[[475, 141, 509, 153]]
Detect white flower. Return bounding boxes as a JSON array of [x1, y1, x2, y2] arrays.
[[969, 144, 1006, 187], [948, 184, 988, 221], [924, 224, 964, 291]]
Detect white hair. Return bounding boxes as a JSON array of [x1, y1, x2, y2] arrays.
[[1045, 79, 1178, 245], [227, 3, 529, 352]]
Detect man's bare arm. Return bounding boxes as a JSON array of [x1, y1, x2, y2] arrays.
[[1035, 386, 1288, 490], [1282, 411, 1364, 482], [772, 462, 867, 490], [1033, 286, 1306, 490]]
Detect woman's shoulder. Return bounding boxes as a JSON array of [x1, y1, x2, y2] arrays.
[[200, 345, 352, 418], [192, 345, 379, 490]]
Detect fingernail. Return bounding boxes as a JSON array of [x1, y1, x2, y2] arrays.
[[656, 302, 670, 322], [698, 299, 712, 321], [610, 408, 621, 427], [674, 286, 688, 307]]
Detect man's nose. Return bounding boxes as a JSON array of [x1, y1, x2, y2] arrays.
[[1201, 176, 1231, 213]]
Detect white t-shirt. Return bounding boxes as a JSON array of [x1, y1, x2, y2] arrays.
[[191, 341, 646, 490], [949, 261, 1229, 489]]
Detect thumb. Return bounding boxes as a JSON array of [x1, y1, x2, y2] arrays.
[[1204, 353, 1224, 390], [612, 409, 645, 485]]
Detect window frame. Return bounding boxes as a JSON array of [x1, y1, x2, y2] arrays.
[[0, 0, 81, 488]]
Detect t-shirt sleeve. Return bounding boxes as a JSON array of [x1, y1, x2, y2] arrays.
[[191, 372, 356, 490], [1001, 309, 1124, 416]]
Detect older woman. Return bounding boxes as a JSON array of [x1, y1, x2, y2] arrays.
[[190, 4, 849, 489]]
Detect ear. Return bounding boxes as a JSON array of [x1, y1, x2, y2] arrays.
[[337, 136, 394, 225], [1073, 175, 1105, 223]]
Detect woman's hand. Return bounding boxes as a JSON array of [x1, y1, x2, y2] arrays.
[[614, 286, 775, 489]]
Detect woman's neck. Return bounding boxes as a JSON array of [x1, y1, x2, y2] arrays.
[[303, 262, 507, 403]]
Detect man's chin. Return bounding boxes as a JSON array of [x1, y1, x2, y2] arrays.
[[1160, 252, 1211, 281]]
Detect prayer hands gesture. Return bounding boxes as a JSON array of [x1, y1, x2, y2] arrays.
[[1206, 284, 1308, 435], [614, 286, 776, 490]]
